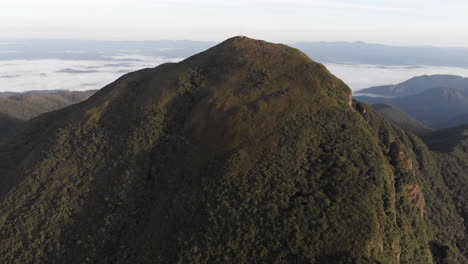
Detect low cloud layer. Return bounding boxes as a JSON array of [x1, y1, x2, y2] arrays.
[[2, 45, 468, 93], [0, 56, 181, 92]]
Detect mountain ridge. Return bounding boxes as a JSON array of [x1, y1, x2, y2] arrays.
[[357, 75, 468, 97], [356, 86, 468, 128], [371, 103, 432, 135]]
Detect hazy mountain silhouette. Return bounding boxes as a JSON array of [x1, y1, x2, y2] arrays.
[[435, 113, 468, 129], [371, 103, 432, 135], [357, 75, 468, 97], [0, 90, 96, 120], [356, 87, 468, 128]]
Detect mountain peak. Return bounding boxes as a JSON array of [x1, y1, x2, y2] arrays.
[[218, 35, 285, 52], [183, 36, 314, 68], [7, 37, 450, 264]]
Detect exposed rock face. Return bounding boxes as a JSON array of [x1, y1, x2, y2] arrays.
[[389, 142, 413, 173], [403, 184, 426, 216], [391, 240, 401, 264], [367, 238, 384, 257]]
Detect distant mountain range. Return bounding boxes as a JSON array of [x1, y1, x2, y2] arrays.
[[436, 113, 468, 129], [0, 91, 18, 98], [3, 39, 468, 67], [0, 90, 66, 97], [355, 75, 468, 129], [357, 75, 468, 97], [370, 103, 432, 135], [291, 42, 468, 67], [0, 39, 217, 61], [0, 90, 95, 139], [0, 90, 96, 120]]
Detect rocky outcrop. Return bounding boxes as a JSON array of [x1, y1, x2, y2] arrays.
[[389, 142, 413, 173], [402, 184, 426, 216], [391, 240, 401, 264]]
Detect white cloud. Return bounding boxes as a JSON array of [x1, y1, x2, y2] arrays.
[[0, 56, 181, 92]]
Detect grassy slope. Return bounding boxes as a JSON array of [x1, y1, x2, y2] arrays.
[[0, 37, 465, 264]]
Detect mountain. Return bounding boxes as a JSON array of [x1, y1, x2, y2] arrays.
[[422, 125, 468, 258], [434, 113, 468, 129], [290, 42, 468, 67], [0, 90, 96, 120], [356, 87, 468, 128], [357, 75, 468, 97], [0, 90, 72, 98], [0, 37, 466, 263], [371, 103, 432, 135], [0, 39, 217, 61], [0, 91, 19, 98], [7, 39, 468, 67]]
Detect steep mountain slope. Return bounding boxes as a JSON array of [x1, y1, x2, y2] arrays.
[[357, 75, 468, 97], [0, 90, 96, 120], [356, 87, 468, 128], [422, 125, 468, 256], [371, 103, 432, 135], [0, 37, 466, 264]]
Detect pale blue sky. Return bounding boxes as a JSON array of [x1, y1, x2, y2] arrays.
[[1, 0, 467, 47]]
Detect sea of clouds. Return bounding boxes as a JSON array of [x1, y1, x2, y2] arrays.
[[3, 58, 468, 93], [2, 39, 468, 93], [0, 55, 182, 92]]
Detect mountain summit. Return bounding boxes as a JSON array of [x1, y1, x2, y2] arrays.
[[0, 37, 466, 263]]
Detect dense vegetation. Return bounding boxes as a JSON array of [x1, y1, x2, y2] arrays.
[[0, 37, 466, 264], [422, 125, 468, 259]]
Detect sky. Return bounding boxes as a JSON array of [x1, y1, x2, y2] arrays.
[[1, 0, 468, 47]]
